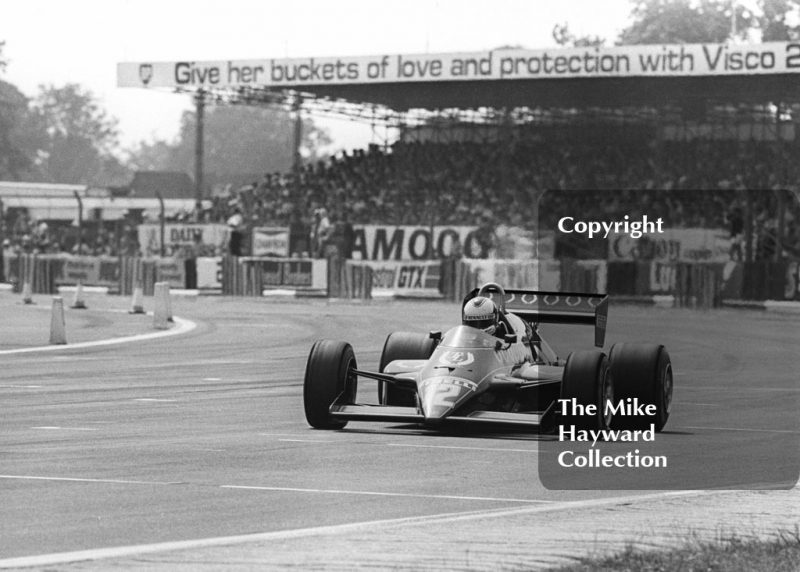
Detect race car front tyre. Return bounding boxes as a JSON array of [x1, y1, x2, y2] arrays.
[[303, 340, 358, 429], [378, 332, 438, 407], [560, 350, 613, 431], [608, 343, 672, 432]]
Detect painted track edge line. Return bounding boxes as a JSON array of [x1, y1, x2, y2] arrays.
[[0, 489, 734, 569], [0, 316, 196, 355]]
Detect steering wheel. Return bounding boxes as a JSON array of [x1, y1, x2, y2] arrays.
[[477, 282, 506, 313]]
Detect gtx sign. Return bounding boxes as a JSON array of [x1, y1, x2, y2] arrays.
[[351, 225, 487, 260], [360, 260, 441, 292]]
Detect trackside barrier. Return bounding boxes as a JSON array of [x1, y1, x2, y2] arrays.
[[221, 256, 331, 297], [119, 258, 158, 296], [12, 255, 52, 294], [674, 264, 721, 309], [221, 256, 259, 296], [740, 261, 790, 301], [440, 258, 465, 301], [559, 259, 606, 293], [327, 258, 372, 299], [5, 254, 792, 304]]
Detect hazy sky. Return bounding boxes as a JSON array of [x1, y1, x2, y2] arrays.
[[0, 0, 638, 152]]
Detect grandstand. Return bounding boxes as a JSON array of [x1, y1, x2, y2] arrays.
[[118, 45, 799, 261], [4, 43, 800, 299]]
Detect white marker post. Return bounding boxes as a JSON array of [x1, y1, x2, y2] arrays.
[[50, 297, 67, 345]]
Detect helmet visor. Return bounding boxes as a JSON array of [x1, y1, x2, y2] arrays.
[[463, 315, 495, 331]]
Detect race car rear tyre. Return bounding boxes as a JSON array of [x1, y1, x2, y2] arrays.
[[304, 340, 358, 429], [608, 343, 672, 432], [378, 332, 438, 407], [560, 350, 613, 431]]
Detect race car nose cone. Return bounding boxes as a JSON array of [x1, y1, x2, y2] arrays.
[[419, 376, 477, 421]]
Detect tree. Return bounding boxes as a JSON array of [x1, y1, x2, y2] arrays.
[[126, 103, 332, 177], [31, 83, 129, 185], [552, 23, 606, 47], [0, 41, 40, 180], [759, 0, 800, 41], [618, 0, 756, 44], [0, 80, 37, 180]]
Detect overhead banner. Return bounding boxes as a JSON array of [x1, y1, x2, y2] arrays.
[[119, 43, 800, 89], [251, 227, 290, 257], [609, 228, 732, 263], [138, 224, 231, 257]]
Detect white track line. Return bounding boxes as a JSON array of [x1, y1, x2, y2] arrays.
[[0, 489, 733, 570], [31, 427, 98, 431], [0, 316, 196, 355], [388, 443, 536, 453], [0, 475, 181, 485], [221, 484, 551, 504], [683, 425, 800, 434], [0, 473, 547, 504]]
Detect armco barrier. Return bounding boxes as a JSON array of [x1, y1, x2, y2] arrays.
[[559, 259, 604, 293], [222, 256, 331, 297], [740, 261, 790, 301], [10, 255, 181, 296], [6, 254, 794, 305], [327, 258, 372, 299], [221, 256, 262, 296], [674, 263, 722, 309]]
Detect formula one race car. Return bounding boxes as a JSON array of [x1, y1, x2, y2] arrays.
[[303, 283, 673, 433]]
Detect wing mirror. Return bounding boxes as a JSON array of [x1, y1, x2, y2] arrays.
[[429, 331, 442, 341], [504, 333, 516, 344]]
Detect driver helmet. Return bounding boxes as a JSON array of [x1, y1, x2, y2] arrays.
[[462, 296, 499, 335]]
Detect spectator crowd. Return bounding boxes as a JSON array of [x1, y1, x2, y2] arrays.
[[3, 131, 799, 261]]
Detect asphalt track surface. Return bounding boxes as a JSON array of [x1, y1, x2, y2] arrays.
[[0, 294, 798, 570]]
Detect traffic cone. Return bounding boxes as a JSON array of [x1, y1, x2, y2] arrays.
[[50, 297, 67, 345], [71, 280, 87, 309], [21, 280, 34, 305], [153, 282, 170, 330], [129, 282, 145, 314]]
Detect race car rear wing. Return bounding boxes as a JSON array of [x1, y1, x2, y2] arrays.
[[466, 288, 608, 347]]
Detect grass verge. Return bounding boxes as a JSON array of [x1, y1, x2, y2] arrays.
[[546, 528, 800, 572]]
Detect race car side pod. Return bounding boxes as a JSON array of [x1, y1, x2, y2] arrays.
[[50, 297, 67, 345], [153, 282, 171, 330]]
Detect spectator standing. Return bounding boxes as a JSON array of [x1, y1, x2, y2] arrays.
[[227, 208, 245, 256], [310, 207, 332, 258]]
